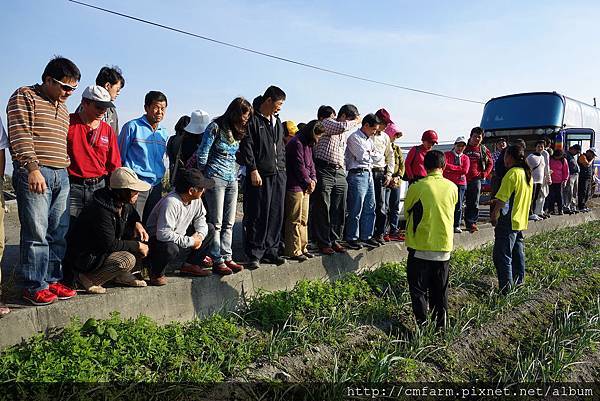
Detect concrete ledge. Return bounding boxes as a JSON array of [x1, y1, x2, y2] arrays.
[[0, 209, 598, 349]]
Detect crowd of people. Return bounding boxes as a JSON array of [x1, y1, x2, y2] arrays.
[[0, 56, 597, 327]]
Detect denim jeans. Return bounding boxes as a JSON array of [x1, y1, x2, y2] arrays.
[[373, 170, 390, 237], [464, 178, 482, 227], [345, 171, 376, 241], [493, 216, 525, 294], [204, 177, 238, 264], [16, 166, 70, 292], [454, 184, 466, 228], [388, 186, 401, 234], [69, 180, 105, 218]]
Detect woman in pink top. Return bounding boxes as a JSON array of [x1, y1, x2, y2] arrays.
[[405, 130, 437, 183], [443, 136, 470, 232], [547, 149, 569, 215]]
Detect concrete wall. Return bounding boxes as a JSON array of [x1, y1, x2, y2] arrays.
[[0, 210, 598, 349]]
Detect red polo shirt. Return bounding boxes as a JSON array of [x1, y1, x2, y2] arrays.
[[67, 113, 121, 178]]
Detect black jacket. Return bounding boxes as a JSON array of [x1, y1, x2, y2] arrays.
[[238, 96, 286, 175], [64, 187, 140, 273]]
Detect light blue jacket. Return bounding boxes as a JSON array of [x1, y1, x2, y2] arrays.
[[118, 115, 168, 186], [196, 121, 239, 182]]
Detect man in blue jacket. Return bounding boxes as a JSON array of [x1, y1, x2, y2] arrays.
[[238, 86, 287, 269], [119, 91, 169, 223]]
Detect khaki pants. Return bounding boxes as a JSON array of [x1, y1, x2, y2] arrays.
[[284, 191, 310, 257]]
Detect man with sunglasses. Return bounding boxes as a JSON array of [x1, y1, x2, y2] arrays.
[[6, 56, 80, 305]]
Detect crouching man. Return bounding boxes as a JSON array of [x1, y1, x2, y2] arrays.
[[404, 150, 457, 328], [145, 169, 220, 286]]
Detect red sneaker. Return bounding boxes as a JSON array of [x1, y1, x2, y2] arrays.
[[213, 263, 233, 276], [23, 289, 57, 306], [383, 234, 391, 242], [225, 260, 244, 273], [180, 263, 212, 277], [48, 282, 77, 300], [388, 233, 405, 241], [468, 224, 479, 233]]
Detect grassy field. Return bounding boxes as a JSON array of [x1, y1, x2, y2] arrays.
[[1, 222, 599, 400]]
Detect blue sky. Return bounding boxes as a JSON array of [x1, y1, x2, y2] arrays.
[[1, 0, 599, 151]]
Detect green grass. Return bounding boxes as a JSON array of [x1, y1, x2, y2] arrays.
[[1, 221, 599, 386]]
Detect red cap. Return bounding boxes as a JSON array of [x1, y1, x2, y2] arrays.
[[422, 130, 438, 144], [375, 108, 393, 125]]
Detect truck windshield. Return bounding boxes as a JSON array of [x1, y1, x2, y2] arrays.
[[480, 93, 564, 130]]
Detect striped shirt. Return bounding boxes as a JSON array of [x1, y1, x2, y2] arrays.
[[313, 118, 359, 167], [7, 85, 70, 170]]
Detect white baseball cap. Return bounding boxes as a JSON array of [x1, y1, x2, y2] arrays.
[[82, 85, 114, 109]]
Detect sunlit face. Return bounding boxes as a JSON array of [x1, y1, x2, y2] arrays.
[[362, 124, 379, 136], [470, 132, 483, 146], [536, 143, 545, 153], [104, 81, 122, 101], [145, 101, 167, 125], [496, 140, 507, 150], [241, 111, 251, 126], [189, 187, 204, 200], [47, 76, 78, 103], [455, 143, 466, 153], [82, 100, 108, 121], [130, 191, 140, 204], [423, 140, 435, 150]]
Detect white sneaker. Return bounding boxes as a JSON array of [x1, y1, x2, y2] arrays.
[[454, 227, 462, 233], [529, 214, 542, 221]]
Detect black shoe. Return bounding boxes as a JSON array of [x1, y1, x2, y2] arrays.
[[373, 235, 386, 245], [345, 240, 362, 250], [303, 252, 315, 259], [290, 254, 308, 262], [262, 256, 286, 266], [362, 238, 381, 248], [247, 259, 260, 270]]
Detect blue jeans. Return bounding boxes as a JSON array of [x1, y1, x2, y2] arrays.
[[493, 217, 525, 293], [16, 167, 70, 292], [388, 186, 401, 234], [205, 177, 238, 264], [69, 180, 105, 218], [454, 184, 466, 228], [464, 179, 482, 227], [345, 171, 376, 241]]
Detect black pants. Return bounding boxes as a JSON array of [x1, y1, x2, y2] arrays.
[[311, 164, 347, 248], [406, 250, 449, 328], [372, 170, 390, 237], [243, 170, 286, 261], [547, 183, 563, 213], [149, 225, 213, 276], [578, 177, 592, 210]]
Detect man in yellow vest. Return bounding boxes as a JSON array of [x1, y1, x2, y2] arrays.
[[404, 150, 457, 328]]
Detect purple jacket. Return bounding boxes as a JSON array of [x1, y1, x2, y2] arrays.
[[285, 132, 316, 192]]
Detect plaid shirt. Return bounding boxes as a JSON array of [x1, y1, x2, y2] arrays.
[[313, 118, 359, 167]]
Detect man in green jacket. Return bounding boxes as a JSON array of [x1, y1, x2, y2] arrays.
[[404, 150, 457, 328]]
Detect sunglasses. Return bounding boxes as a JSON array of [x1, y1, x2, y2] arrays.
[[52, 78, 78, 92]]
